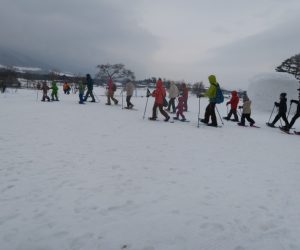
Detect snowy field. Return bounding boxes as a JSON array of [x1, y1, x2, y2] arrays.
[[1, 87, 300, 250]]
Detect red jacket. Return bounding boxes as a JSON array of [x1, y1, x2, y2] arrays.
[[107, 78, 113, 91], [227, 91, 239, 109], [152, 79, 166, 105]]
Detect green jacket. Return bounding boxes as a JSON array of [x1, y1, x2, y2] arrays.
[[78, 81, 85, 94], [205, 75, 218, 101], [51, 81, 58, 94]]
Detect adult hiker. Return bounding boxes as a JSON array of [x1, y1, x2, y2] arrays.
[[281, 93, 300, 132], [266, 92, 289, 128], [148, 78, 170, 121], [83, 74, 96, 102], [200, 75, 219, 127], [238, 93, 256, 127], [166, 81, 179, 113], [124, 80, 135, 109]]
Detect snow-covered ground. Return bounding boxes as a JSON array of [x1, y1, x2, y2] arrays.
[[1, 87, 300, 250]]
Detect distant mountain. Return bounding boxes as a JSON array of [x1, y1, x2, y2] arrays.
[[0, 47, 52, 71]]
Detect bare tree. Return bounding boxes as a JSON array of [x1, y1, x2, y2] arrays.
[[191, 81, 205, 95], [95, 63, 135, 85]]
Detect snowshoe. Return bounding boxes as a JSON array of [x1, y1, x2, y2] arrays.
[[266, 122, 275, 128]]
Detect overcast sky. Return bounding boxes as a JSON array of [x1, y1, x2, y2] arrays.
[[1, 0, 300, 89]]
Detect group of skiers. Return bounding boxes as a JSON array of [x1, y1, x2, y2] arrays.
[[35, 73, 300, 132]]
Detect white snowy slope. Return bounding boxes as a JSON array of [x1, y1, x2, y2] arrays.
[[0, 88, 300, 250]]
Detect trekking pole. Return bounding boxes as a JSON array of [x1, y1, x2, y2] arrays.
[[215, 105, 224, 125], [36, 89, 39, 102], [93, 91, 100, 102], [143, 89, 150, 120], [268, 104, 276, 123], [121, 90, 124, 109], [197, 96, 201, 128]]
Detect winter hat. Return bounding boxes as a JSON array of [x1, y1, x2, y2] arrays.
[[280, 92, 287, 97], [208, 75, 217, 84], [243, 92, 249, 101]]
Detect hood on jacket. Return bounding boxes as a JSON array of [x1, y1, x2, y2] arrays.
[[208, 75, 217, 84], [243, 94, 249, 102], [231, 90, 237, 96], [178, 96, 185, 103], [156, 78, 163, 88]]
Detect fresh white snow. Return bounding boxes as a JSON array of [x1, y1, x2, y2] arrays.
[[1, 87, 300, 250]]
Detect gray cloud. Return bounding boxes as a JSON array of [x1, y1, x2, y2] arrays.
[[0, 0, 159, 76]]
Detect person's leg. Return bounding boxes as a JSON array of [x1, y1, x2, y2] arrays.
[[152, 103, 158, 118], [226, 109, 233, 119], [210, 103, 217, 125], [158, 104, 170, 120], [271, 114, 280, 125], [281, 113, 289, 127], [126, 96, 131, 107], [245, 114, 255, 125], [171, 98, 176, 112], [289, 113, 300, 129]]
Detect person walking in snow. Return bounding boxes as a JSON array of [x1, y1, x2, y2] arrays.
[[50, 81, 59, 101], [266, 92, 289, 128], [83, 74, 96, 102], [281, 93, 300, 132], [77, 80, 85, 104], [224, 90, 239, 122], [124, 80, 135, 109], [238, 93, 256, 126], [63, 82, 71, 94], [173, 95, 186, 121], [200, 75, 219, 127], [166, 81, 179, 113], [181, 83, 189, 111], [41, 82, 50, 102], [106, 77, 118, 105], [148, 78, 170, 121]]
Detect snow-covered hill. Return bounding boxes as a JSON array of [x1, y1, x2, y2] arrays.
[[0, 88, 300, 250]]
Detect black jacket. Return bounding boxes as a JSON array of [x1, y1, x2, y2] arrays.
[[291, 99, 300, 114], [275, 97, 287, 114]]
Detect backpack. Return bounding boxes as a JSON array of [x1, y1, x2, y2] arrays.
[[213, 84, 224, 104], [112, 83, 117, 92]]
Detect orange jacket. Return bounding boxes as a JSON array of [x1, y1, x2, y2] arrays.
[[152, 79, 166, 105]]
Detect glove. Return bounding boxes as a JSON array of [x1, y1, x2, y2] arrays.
[[238, 106, 242, 109]]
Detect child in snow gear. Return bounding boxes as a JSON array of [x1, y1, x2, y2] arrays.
[[224, 90, 239, 122], [106, 78, 119, 105], [238, 93, 255, 126], [167, 81, 179, 113], [200, 75, 219, 127], [77, 80, 85, 104], [125, 80, 135, 108], [174, 95, 186, 121], [149, 78, 170, 121], [83, 74, 96, 102], [63, 82, 71, 94], [50, 81, 59, 101], [41, 82, 50, 102], [181, 83, 189, 111], [267, 93, 289, 128]]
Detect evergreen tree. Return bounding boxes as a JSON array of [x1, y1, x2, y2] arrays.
[[276, 53, 300, 80]]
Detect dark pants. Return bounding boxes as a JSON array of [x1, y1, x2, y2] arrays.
[[204, 103, 217, 125], [241, 114, 255, 125], [227, 108, 239, 121], [42, 94, 50, 101], [84, 89, 95, 102], [152, 103, 169, 119], [176, 110, 185, 119], [107, 91, 118, 105], [168, 98, 176, 112], [79, 93, 84, 104], [51, 92, 59, 101], [289, 113, 300, 129], [126, 95, 133, 108], [271, 112, 289, 127]]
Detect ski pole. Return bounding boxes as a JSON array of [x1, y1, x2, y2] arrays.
[[215, 105, 224, 125], [143, 89, 150, 119], [121, 90, 124, 109], [268, 104, 276, 123], [197, 96, 201, 128]]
